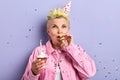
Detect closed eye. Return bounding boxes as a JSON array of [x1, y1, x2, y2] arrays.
[[62, 24, 67, 28], [52, 25, 57, 28]]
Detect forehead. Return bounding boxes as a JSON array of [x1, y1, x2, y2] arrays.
[[47, 18, 69, 26]]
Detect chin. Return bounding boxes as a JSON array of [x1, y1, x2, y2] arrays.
[[51, 39, 57, 44]]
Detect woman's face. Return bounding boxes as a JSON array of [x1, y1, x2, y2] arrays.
[[47, 18, 70, 45]]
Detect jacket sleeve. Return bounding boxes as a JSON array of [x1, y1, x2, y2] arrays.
[[21, 47, 40, 80], [63, 44, 96, 79]]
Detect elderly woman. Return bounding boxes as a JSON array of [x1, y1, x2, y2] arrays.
[[21, 1, 96, 80]]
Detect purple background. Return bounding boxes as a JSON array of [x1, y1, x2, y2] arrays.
[[0, 0, 120, 80]]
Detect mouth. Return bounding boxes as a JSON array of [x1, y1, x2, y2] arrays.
[[57, 35, 65, 41]]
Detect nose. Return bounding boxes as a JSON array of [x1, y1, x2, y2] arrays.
[[57, 28, 62, 34]]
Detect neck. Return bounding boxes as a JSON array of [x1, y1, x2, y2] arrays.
[[50, 40, 61, 50]]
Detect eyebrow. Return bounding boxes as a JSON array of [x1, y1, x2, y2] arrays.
[[62, 24, 67, 26]]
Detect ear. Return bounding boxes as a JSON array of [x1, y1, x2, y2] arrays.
[[46, 28, 50, 35], [47, 28, 49, 33], [67, 28, 70, 33], [47, 29, 51, 37]]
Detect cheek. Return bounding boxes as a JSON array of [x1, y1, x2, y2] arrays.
[[47, 30, 57, 37], [63, 29, 69, 34]]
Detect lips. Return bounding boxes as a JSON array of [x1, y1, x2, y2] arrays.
[[57, 35, 71, 41], [57, 35, 65, 41]]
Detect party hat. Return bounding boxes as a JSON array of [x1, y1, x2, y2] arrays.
[[62, 1, 71, 15], [47, 1, 71, 20]]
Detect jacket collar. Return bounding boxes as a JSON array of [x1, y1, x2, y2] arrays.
[[45, 40, 56, 55]]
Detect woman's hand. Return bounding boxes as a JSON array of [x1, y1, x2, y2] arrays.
[[31, 59, 46, 75], [59, 34, 73, 49]]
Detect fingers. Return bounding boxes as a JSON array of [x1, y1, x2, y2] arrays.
[[31, 59, 46, 75], [33, 60, 45, 69], [66, 34, 73, 45], [58, 34, 73, 48], [59, 39, 69, 49]]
